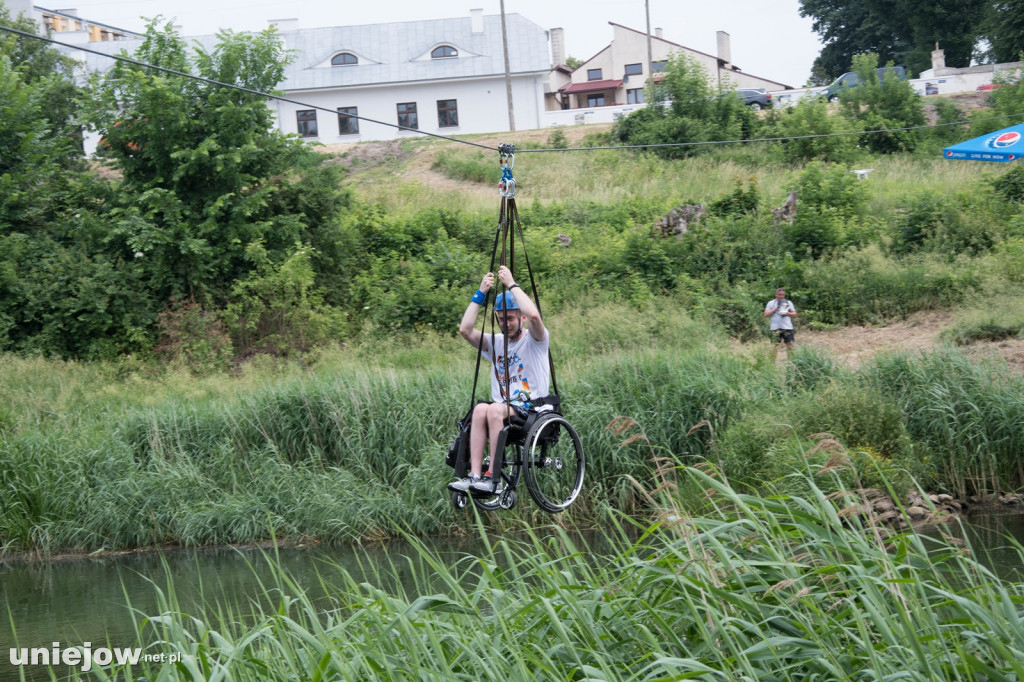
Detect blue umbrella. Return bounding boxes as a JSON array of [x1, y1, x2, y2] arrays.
[[943, 122, 1024, 162]]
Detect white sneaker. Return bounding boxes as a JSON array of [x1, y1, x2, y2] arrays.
[[469, 476, 499, 495], [447, 474, 481, 492]]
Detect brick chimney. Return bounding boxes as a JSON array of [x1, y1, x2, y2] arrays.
[[717, 30, 732, 69], [550, 27, 566, 66]]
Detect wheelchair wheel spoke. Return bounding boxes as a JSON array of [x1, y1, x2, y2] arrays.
[[524, 414, 585, 513]]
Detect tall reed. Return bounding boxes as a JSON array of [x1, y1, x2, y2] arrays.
[[49, 470, 1024, 681], [4, 323, 1024, 555]]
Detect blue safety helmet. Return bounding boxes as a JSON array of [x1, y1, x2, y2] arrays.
[[493, 291, 520, 311]]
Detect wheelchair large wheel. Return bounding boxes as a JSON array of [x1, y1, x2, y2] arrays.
[[471, 446, 523, 511], [523, 413, 585, 513]]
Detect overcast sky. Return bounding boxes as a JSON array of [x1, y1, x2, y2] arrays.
[[57, 0, 823, 87]]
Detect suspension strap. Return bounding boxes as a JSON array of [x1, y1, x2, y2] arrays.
[[465, 210, 504, 416], [507, 198, 559, 397]]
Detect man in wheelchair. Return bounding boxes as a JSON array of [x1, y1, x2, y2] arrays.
[[449, 265, 553, 495]]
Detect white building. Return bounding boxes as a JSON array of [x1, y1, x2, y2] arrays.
[[268, 11, 551, 142], [68, 9, 551, 145], [548, 22, 793, 113], [542, 22, 794, 128]]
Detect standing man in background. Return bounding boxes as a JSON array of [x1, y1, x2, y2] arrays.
[[764, 288, 797, 353]]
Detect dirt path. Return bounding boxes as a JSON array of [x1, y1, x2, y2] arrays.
[[319, 124, 614, 199], [799, 310, 1024, 373]]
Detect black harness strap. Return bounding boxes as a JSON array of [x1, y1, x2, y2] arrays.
[[506, 197, 559, 397]]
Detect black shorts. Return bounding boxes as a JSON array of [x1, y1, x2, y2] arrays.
[[773, 329, 795, 344]]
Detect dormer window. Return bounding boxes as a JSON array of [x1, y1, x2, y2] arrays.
[[331, 52, 358, 66], [431, 45, 458, 59]]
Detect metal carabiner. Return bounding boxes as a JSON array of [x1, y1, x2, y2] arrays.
[[498, 143, 516, 198]]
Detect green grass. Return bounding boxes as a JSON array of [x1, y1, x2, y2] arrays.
[[4, 319, 1024, 556], [942, 292, 1024, 345], [43, 470, 1024, 681]]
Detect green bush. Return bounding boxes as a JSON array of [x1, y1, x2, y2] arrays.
[[941, 293, 1024, 344], [613, 53, 756, 159], [226, 243, 350, 357], [790, 161, 869, 218], [991, 165, 1024, 203], [546, 126, 569, 149], [799, 245, 978, 324], [708, 177, 761, 217], [840, 54, 926, 154], [770, 98, 862, 164], [927, 98, 968, 146], [432, 149, 494, 184]]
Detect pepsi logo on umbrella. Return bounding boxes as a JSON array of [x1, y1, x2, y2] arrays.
[[990, 131, 1022, 149]]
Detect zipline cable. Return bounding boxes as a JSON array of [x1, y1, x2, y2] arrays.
[[2, 22, 1022, 155]]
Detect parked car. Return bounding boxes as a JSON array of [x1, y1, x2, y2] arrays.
[[819, 66, 907, 102], [977, 77, 1018, 91], [723, 88, 773, 110]]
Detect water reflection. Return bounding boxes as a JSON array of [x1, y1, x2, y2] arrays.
[[1, 535, 478, 652], [919, 505, 1024, 581]]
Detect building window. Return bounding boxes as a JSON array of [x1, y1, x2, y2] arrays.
[[587, 68, 602, 81], [437, 99, 458, 127], [397, 102, 418, 130], [296, 109, 318, 137], [627, 88, 645, 104], [331, 52, 358, 66], [624, 63, 643, 76], [652, 60, 668, 72], [338, 107, 359, 135], [431, 45, 458, 59], [587, 93, 606, 107]]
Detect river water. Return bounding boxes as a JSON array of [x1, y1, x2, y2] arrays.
[[2, 509, 1023, 679]]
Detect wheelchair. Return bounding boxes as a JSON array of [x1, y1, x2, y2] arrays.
[[447, 143, 585, 513], [448, 399, 585, 514]]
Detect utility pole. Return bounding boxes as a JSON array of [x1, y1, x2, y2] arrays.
[[645, 0, 653, 76], [500, 0, 516, 131]]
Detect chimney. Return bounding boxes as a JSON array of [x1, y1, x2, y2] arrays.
[[470, 8, 484, 34], [550, 27, 566, 66], [716, 30, 731, 68], [931, 44, 946, 71], [7, 0, 40, 30], [655, 27, 663, 39]]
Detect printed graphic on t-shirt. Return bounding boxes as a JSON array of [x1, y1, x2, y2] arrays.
[[495, 350, 533, 407]]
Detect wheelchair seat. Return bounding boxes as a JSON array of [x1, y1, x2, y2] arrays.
[[505, 395, 561, 445]]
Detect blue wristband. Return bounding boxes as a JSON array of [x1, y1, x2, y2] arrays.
[[471, 290, 486, 305]]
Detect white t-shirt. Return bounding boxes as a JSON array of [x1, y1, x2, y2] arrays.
[[766, 298, 796, 330], [482, 328, 550, 407]]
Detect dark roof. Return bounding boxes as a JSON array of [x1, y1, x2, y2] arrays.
[[561, 79, 623, 93]]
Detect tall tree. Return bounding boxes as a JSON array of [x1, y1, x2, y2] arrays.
[[981, 1, 1024, 63], [81, 19, 350, 304], [0, 3, 82, 165], [799, 0, 909, 80], [800, 0, 986, 78], [877, 0, 987, 75]]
